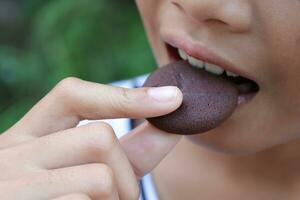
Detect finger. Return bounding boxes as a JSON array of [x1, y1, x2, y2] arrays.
[[16, 122, 139, 200], [52, 193, 91, 200], [10, 164, 119, 200], [7, 77, 182, 139], [0, 132, 34, 149], [120, 121, 183, 179]]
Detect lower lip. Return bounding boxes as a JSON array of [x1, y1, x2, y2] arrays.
[[238, 93, 257, 106], [166, 44, 258, 107]]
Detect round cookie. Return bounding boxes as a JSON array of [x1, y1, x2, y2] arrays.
[[143, 61, 238, 135]]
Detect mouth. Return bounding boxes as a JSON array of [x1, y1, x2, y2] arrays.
[[165, 43, 260, 105]]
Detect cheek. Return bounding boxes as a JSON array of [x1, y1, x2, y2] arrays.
[[258, 0, 300, 141], [255, 0, 300, 85], [263, 6, 300, 119], [187, 24, 300, 155], [136, 0, 300, 154], [135, 0, 170, 66]]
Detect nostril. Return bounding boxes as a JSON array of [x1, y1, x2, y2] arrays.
[[171, 1, 227, 28], [171, 1, 184, 12], [170, 0, 252, 33], [205, 18, 227, 26]]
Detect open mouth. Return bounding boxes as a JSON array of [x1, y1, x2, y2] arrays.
[[166, 44, 260, 105]]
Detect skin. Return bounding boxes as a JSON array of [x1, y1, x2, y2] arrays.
[[0, 78, 183, 199], [1, 0, 300, 199], [135, 0, 300, 199]]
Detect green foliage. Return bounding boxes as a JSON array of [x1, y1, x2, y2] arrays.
[[0, 0, 155, 132]]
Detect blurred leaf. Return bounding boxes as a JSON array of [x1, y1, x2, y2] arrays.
[[0, 0, 155, 132]]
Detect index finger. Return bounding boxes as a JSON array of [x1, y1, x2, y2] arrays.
[[7, 77, 182, 138]]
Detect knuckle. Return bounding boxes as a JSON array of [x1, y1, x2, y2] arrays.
[[89, 164, 115, 197], [65, 194, 91, 200], [129, 181, 141, 200], [101, 165, 115, 195], [84, 122, 117, 159], [46, 170, 70, 186], [79, 195, 91, 200], [120, 87, 131, 102], [0, 182, 15, 199], [77, 194, 91, 200], [53, 77, 82, 99], [98, 122, 115, 135], [114, 87, 134, 116]]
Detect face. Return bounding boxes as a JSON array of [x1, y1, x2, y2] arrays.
[[135, 0, 300, 154]]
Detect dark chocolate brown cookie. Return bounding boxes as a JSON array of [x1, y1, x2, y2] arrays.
[[143, 61, 238, 135]]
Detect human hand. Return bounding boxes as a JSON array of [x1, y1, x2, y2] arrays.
[[0, 77, 183, 200]]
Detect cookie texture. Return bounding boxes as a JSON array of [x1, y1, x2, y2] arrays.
[[143, 61, 238, 135]]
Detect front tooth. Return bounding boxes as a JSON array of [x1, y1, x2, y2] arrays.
[[187, 56, 204, 69], [178, 49, 187, 60], [205, 63, 224, 75], [226, 71, 239, 77]]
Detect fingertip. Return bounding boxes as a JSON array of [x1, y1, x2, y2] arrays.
[[174, 86, 183, 108], [144, 121, 183, 143], [121, 86, 183, 119], [120, 121, 183, 177], [147, 86, 180, 102], [147, 86, 183, 110]]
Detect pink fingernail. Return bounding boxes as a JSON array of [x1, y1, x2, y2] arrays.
[[147, 86, 178, 102]]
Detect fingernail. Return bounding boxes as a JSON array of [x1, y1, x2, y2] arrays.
[[147, 86, 178, 102]]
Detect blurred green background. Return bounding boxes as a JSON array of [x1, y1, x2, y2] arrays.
[[0, 0, 156, 132]]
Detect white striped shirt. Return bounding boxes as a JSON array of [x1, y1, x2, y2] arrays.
[[78, 74, 160, 200]]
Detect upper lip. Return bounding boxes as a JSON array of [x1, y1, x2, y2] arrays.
[[162, 32, 257, 82]]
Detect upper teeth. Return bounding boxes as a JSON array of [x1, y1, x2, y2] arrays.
[[187, 56, 205, 69], [178, 49, 238, 77], [178, 49, 187, 60]]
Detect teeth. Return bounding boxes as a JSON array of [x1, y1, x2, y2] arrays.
[[178, 48, 237, 77], [226, 71, 239, 77], [187, 55, 204, 69], [178, 49, 187, 60], [205, 63, 224, 75]]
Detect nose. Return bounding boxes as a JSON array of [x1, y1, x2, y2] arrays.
[[172, 0, 253, 33]]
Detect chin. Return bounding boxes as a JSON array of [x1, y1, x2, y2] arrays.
[[184, 122, 283, 156], [186, 135, 264, 156]]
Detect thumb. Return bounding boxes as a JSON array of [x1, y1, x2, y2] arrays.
[[120, 121, 182, 179]]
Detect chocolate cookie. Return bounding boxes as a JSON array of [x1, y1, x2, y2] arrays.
[[143, 61, 238, 135]]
